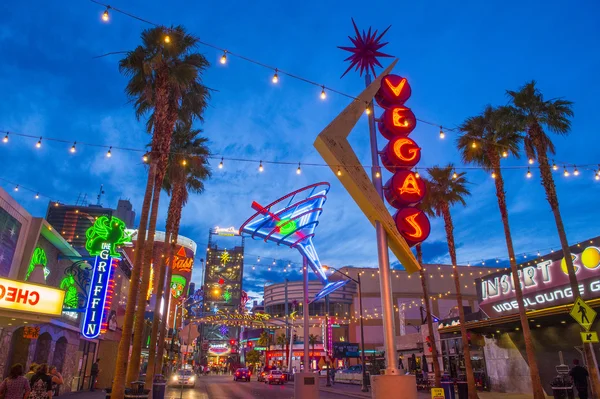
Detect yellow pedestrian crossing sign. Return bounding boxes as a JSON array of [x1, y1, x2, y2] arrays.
[[581, 332, 599, 343], [570, 297, 596, 331]]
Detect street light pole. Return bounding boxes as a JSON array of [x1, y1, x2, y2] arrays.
[[303, 257, 310, 371], [325, 267, 368, 392], [325, 295, 331, 387]]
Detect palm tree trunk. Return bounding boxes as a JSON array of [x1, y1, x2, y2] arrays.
[[111, 160, 156, 399], [126, 175, 163, 384], [441, 204, 478, 399], [156, 182, 185, 374], [491, 157, 545, 398], [144, 224, 172, 389], [416, 244, 441, 387], [532, 131, 600, 395]]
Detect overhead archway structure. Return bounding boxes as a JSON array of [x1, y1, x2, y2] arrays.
[[190, 311, 289, 330]]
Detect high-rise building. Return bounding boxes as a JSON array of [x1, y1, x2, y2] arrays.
[[46, 199, 135, 249]]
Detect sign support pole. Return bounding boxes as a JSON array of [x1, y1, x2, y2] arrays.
[[303, 257, 310, 370], [366, 72, 399, 375]]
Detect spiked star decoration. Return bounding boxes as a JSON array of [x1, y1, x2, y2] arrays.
[[339, 18, 393, 78]]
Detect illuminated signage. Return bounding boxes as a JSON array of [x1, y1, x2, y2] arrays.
[[25, 248, 50, 282], [81, 216, 129, 339], [200, 311, 270, 326], [0, 277, 65, 316], [170, 275, 187, 299], [167, 246, 194, 274], [214, 226, 239, 236], [375, 74, 412, 108], [477, 242, 600, 317], [376, 74, 430, 246]]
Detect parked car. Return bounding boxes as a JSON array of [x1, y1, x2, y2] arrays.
[[234, 368, 251, 382], [257, 366, 274, 382], [169, 369, 196, 387], [265, 370, 286, 385]]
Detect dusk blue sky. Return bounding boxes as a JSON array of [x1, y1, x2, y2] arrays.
[[1, 1, 599, 301]]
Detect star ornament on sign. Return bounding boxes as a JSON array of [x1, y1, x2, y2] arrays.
[[338, 18, 393, 78]]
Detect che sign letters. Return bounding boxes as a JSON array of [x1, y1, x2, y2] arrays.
[[0, 277, 64, 316]]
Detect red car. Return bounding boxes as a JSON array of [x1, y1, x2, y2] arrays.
[[265, 370, 285, 385], [234, 368, 251, 382]]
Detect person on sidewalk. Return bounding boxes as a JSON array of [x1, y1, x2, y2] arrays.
[[570, 359, 589, 399], [30, 364, 54, 399], [49, 366, 63, 396], [329, 367, 335, 385], [89, 359, 100, 391], [25, 363, 38, 382], [0, 363, 31, 399]]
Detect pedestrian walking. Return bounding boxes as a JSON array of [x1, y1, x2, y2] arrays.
[[29, 364, 54, 399], [25, 363, 38, 382], [0, 364, 31, 399], [89, 359, 100, 391], [570, 359, 589, 399], [329, 367, 336, 385], [49, 366, 63, 396]]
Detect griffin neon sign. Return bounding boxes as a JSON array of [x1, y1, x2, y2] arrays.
[[81, 216, 129, 339]]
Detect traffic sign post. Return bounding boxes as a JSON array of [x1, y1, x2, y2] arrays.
[[570, 297, 597, 331]]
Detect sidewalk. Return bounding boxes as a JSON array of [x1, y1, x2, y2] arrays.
[[60, 391, 106, 399]]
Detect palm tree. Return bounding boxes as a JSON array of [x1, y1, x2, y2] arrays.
[[112, 25, 209, 397], [507, 81, 600, 394], [276, 333, 287, 366], [308, 334, 319, 370], [144, 123, 211, 387], [258, 330, 272, 366], [457, 106, 544, 399], [415, 244, 441, 387], [424, 165, 478, 399]]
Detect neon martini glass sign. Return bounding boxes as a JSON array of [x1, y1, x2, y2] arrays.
[[239, 182, 349, 301]]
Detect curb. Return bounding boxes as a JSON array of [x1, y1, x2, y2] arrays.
[[319, 386, 371, 398]]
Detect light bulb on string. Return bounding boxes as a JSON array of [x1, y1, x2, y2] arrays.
[[365, 102, 371, 115], [106, 147, 112, 157], [375, 171, 381, 178], [471, 141, 477, 149], [257, 256, 260, 262], [272, 69, 279, 84], [258, 161, 264, 172], [452, 171, 458, 179], [439, 127, 445, 139], [219, 157, 224, 169], [563, 167, 569, 177], [574, 166, 579, 176], [502, 151, 508, 158], [182, 159, 187, 166], [337, 167, 342, 176], [415, 170, 420, 178], [102, 7, 110, 22], [14, 185, 18, 192], [528, 158, 534, 165], [142, 153, 148, 163], [552, 161, 558, 171], [526, 168, 532, 178], [3, 132, 8, 143], [220, 51, 227, 64], [36, 137, 42, 148], [491, 172, 496, 179], [296, 163, 302, 175], [320, 86, 326, 100], [164, 33, 171, 44], [70, 142, 77, 153], [35, 193, 39, 199]]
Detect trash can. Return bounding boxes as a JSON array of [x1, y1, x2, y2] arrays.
[[456, 381, 468, 399], [153, 375, 167, 399], [441, 381, 455, 399], [124, 381, 150, 399], [551, 386, 575, 399]]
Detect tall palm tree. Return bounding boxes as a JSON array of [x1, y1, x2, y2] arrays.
[[112, 25, 209, 397], [276, 333, 287, 360], [153, 128, 210, 377], [258, 330, 272, 366], [308, 334, 319, 370], [415, 244, 441, 387], [508, 81, 600, 394], [145, 123, 211, 387], [457, 106, 544, 399], [424, 165, 478, 399]]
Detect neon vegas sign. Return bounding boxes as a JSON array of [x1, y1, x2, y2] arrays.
[[214, 226, 239, 236], [478, 244, 600, 316]]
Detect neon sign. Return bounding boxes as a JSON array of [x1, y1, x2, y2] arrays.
[[214, 226, 240, 236], [0, 277, 65, 316], [477, 242, 600, 317], [166, 246, 193, 273], [377, 74, 430, 246], [25, 248, 50, 281], [171, 275, 187, 298], [81, 216, 129, 339], [239, 183, 351, 300]]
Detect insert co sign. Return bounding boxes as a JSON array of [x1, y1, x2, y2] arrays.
[[375, 74, 430, 246]]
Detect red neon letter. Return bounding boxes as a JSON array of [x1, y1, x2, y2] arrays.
[[398, 174, 421, 196]]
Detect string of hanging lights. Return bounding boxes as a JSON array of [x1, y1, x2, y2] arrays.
[[3, 129, 598, 178]]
